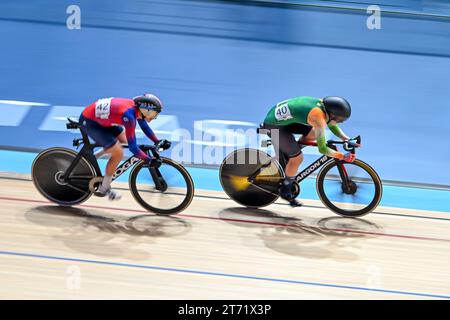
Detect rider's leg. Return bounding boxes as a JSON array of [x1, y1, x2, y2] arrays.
[[103, 142, 123, 182], [282, 124, 314, 206], [279, 152, 303, 206], [265, 124, 303, 206], [281, 154, 303, 207], [117, 130, 127, 144], [81, 119, 124, 200], [299, 127, 317, 143], [285, 153, 303, 177], [97, 141, 123, 200]]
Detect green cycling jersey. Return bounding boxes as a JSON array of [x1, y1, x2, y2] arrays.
[[263, 96, 350, 159], [263, 96, 323, 126]]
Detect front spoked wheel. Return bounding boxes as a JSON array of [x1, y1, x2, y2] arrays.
[[129, 157, 194, 215], [316, 159, 382, 217]]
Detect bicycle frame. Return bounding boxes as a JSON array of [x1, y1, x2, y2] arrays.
[[62, 119, 161, 186], [292, 140, 356, 189], [248, 137, 358, 190], [248, 151, 335, 184], [62, 127, 102, 183], [295, 154, 332, 183]]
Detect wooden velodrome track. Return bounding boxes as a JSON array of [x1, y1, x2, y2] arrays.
[[0, 172, 449, 300]]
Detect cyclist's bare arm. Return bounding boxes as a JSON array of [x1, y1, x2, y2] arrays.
[[307, 107, 345, 160]]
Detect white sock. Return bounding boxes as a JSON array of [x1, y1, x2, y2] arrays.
[[101, 175, 113, 191]]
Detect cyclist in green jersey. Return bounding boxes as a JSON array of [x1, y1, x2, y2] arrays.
[[262, 96, 358, 207]]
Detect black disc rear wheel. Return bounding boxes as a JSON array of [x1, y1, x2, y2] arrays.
[[220, 148, 283, 208], [32, 148, 95, 206]]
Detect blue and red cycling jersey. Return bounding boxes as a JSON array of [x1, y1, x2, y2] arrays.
[[82, 97, 158, 161]]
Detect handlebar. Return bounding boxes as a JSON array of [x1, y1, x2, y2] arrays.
[[299, 135, 361, 154], [138, 143, 164, 159], [327, 135, 361, 153], [139, 141, 164, 152]]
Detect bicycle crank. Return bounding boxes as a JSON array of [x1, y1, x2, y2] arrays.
[[89, 177, 105, 196]]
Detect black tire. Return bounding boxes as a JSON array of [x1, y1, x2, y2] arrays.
[[129, 157, 194, 215], [219, 148, 283, 208], [316, 159, 382, 217], [32, 147, 96, 206]]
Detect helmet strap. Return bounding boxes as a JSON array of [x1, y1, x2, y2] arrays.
[[136, 106, 145, 119], [319, 103, 331, 124]]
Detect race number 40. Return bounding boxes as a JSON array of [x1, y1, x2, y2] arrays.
[[274, 102, 293, 121], [95, 98, 113, 119]]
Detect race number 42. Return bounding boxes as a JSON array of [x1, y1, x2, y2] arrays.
[[95, 98, 113, 119]]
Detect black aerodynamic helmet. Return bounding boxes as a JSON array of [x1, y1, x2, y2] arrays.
[[322, 96, 351, 121], [133, 93, 163, 113]]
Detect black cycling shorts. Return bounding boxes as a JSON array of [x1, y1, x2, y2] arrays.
[[262, 123, 312, 159], [79, 115, 124, 149]]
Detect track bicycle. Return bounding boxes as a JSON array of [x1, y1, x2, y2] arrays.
[[220, 127, 382, 217], [32, 118, 194, 215]]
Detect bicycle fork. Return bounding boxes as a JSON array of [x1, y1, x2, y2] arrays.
[[146, 165, 168, 192], [336, 160, 351, 191]]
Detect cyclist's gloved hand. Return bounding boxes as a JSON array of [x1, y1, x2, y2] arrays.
[[156, 139, 172, 150], [343, 153, 356, 163], [346, 140, 360, 148]]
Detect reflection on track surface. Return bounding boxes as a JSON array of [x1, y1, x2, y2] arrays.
[[0, 175, 449, 299]]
